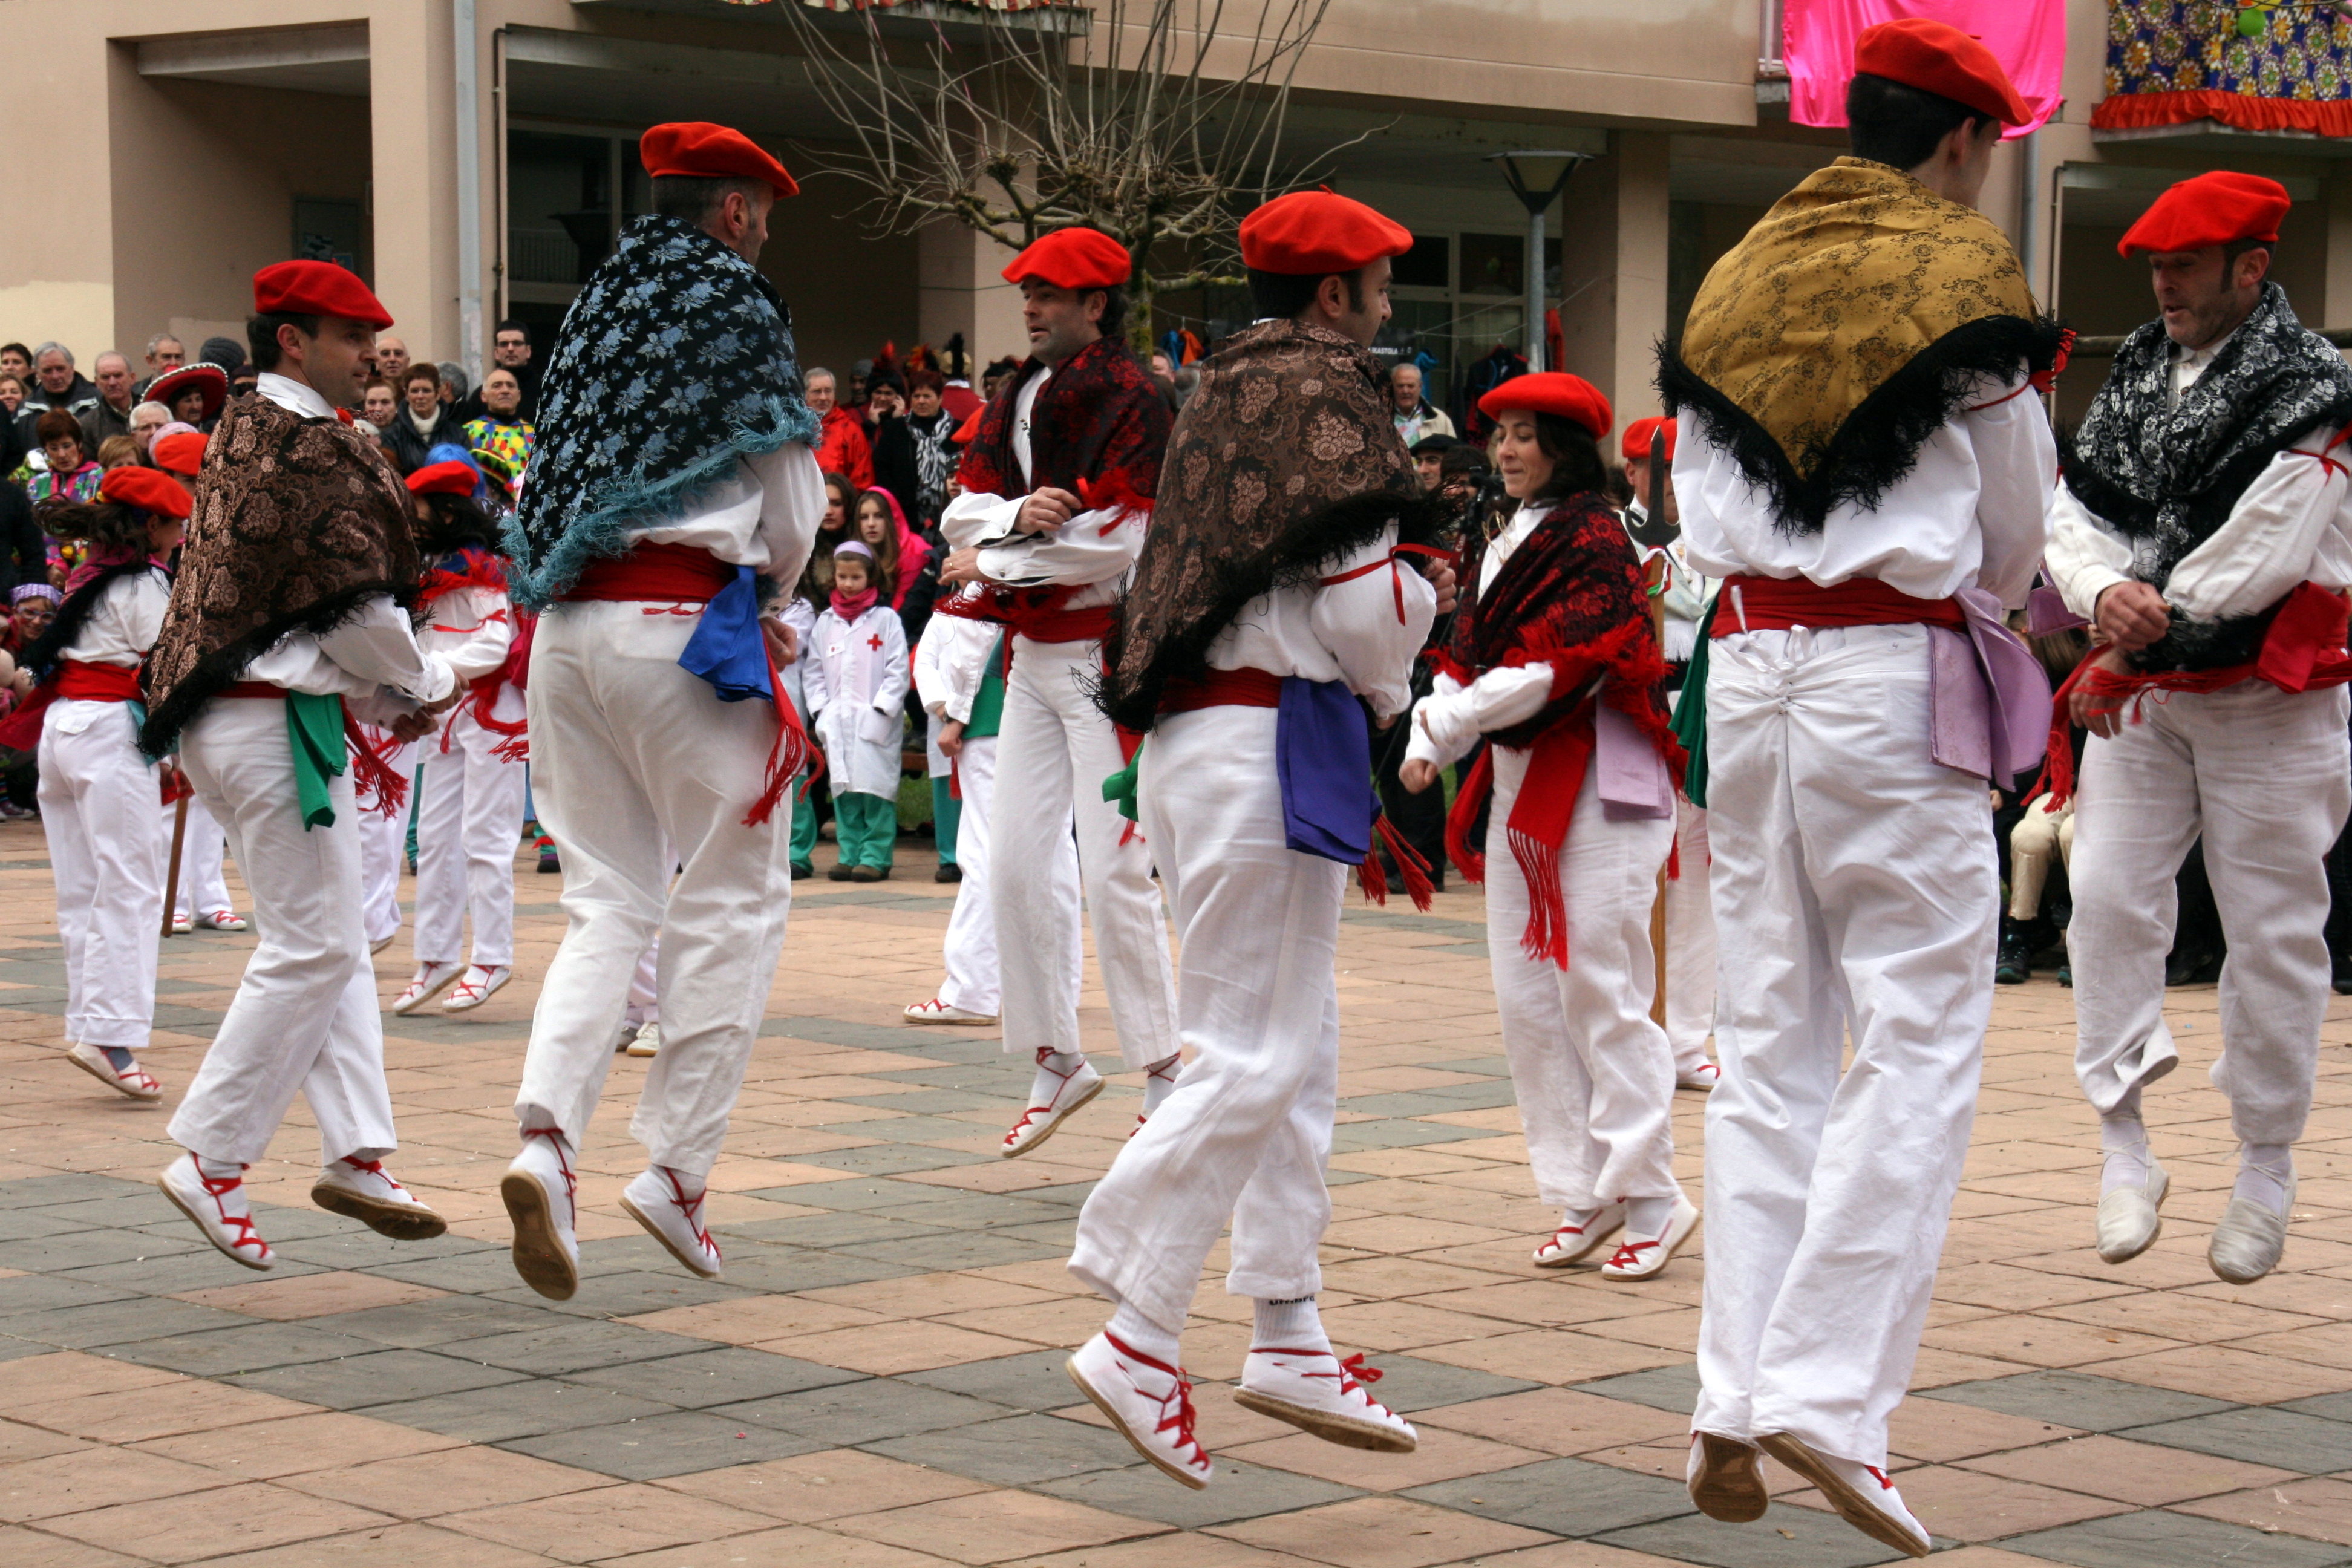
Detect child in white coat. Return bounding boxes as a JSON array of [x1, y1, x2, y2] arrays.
[[806, 540, 909, 881]]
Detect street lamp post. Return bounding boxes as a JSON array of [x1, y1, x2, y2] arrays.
[[1487, 151, 1592, 373]]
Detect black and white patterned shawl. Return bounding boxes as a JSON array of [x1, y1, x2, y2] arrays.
[[2065, 283, 2352, 670], [504, 213, 817, 610]]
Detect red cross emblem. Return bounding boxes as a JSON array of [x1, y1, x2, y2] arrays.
[[867, 633, 884, 651]]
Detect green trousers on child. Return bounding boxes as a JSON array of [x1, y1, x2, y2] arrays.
[[929, 777, 961, 866], [790, 780, 819, 874], [833, 791, 896, 869]]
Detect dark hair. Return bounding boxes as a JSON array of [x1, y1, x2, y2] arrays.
[[905, 368, 946, 396], [493, 318, 529, 339], [1439, 444, 1490, 481], [2224, 236, 2276, 278], [1410, 434, 1459, 457], [36, 497, 148, 555], [403, 361, 442, 390], [651, 174, 766, 224], [34, 410, 83, 449], [0, 342, 28, 362], [1846, 72, 1994, 172], [1247, 266, 1365, 323], [1093, 286, 1128, 342], [413, 491, 498, 554], [820, 470, 857, 524], [246, 312, 320, 373], [833, 534, 894, 602], [1527, 413, 1610, 502]]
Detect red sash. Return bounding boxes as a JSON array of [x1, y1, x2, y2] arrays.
[[0, 659, 146, 750], [1711, 573, 1965, 635], [1156, 665, 1282, 713]]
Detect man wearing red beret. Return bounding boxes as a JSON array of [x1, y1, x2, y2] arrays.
[[496, 122, 825, 1300], [1659, 21, 2066, 1557], [140, 259, 465, 1272], [2047, 173, 2352, 1292], [934, 227, 1181, 1163], [1067, 189, 1453, 1486]]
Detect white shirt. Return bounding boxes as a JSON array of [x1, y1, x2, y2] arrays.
[[914, 595, 1001, 724], [1622, 511, 1712, 665], [938, 362, 1138, 614], [1674, 370, 2056, 609], [418, 583, 513, 684], [636, 442, 826, 584], [60, 569, 169, 667], [1405, 503, 1578, 770], [1205, 524, 1438, 722], [235, 373, 456, 710]]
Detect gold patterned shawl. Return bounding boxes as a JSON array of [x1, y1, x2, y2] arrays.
[[1659, 156, 2065, 533]]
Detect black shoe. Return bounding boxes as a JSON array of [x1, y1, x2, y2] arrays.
[[1995, 939, 2031, 985], [791, 862, 812, 881], [537, 848, 560, 874], [828, 863, 855, 881], [2166, 949, 2224, 987], [2057, 963, 2073, 988], [935, 863, 962, 883], [851, 864, 886, 883]]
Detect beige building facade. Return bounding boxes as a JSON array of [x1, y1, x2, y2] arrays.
[[6, 0, 2351, 424]]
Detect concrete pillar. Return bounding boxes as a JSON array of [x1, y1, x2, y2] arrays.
[[2324, 166, 2352, 332], [368, 3, 460, 363], [1555, 130, 1673, 424], [918, 222, 1028, 371], [4, 28, 116, 356]]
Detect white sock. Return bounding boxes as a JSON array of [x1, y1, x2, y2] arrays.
[[1108, 1299, 1181, 1365], [1142, 1054, 1183, 1116], [1253, 1296, 1329, 1353], [2100, 1113, 2150, 1195], [2234, 1143, 2293, 1215], [194, 1154, 246, 1183], [1027, 1049, 1088, 1109], [1625, 1194, 1677, 1238], [651, 1164, 706, 1201]]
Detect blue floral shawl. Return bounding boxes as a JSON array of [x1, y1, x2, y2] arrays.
[[505, 213, 817, 609]]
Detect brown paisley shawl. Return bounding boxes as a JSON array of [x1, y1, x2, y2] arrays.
[[1658, 156, 2068, 534], [140, 393, 421, 755], [1099, 317, 1445, 732]]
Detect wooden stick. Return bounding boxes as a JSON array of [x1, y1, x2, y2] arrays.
[[161, 792, 188, 939]]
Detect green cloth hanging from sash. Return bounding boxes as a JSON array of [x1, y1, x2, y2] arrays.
[[1670, 596, 1719, 809], [286, 691, 350, 829]]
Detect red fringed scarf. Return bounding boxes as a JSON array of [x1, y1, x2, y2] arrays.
[[955, 337, 1169, 505], [348, 717, 410, 819], [420, 547, 532, 760]]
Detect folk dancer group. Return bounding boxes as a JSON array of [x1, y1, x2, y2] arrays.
[[32, 25, 2352, 1549]]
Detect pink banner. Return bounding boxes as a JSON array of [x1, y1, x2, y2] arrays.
[[1785, 0, 2066, 139]]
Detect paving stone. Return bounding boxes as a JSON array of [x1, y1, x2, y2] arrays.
[[365, 1249, 583, 1295], [1569, 1362, 1702, 1416], [28, 1192, 187, 1230], [760, 1014, 942, 1049], [1342, 1354, 1543, 1414], [1036, 1457, 1362, 1527], [821, 1114, 999, 1143], [0, 1174, 143, 1210], [499, 1409, 828, 1480], [720, 1211, 949, 1249], [106, 1322, 388, 1377], [0, 1207, 104, 1242], [2002, 1507, 2352, 1567], [693, 1247, 924, 1295], [1339, 1089, 1509, 1117], [1327, 1118, 1502, 1152], [838, 1230, 1069, 1270], [855, 1065, 1023, 1092], [903, 1348, 1082, 1411], [309, 1296, 556, 1348], [1924, 1370, 2236, 1433], [0, 1295, 254, 1350], [2120, 1406, 2352, 1474], [2279, 1391, 2352, 1423], [226, 1347, 533, 1408], [1595, 1506, 1913, 1566], [713, 1377, 1007, 1444], [0, 1229, 204, 1272], [864, 1411, 1143, 1485], [439, 1319, 720, 1377], [0, 1274, 137, 1314], [0, 1337, 58, 1362], [866, 1194, 1074, 1230], [1404, 1454, 1696, 1537], [737, 1180, 971, 1212], [795, 1144, 998, 1176], [566, 1347, 865, 1408], [361, 1379, 679, 1442], [57, 1250, 330, 1294]]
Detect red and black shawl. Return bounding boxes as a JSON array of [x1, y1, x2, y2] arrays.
[[955, 335, 1170, 508], [1437, 491, 1683, 967]]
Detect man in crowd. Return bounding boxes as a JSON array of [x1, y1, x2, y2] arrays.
[[488, 319, 540, 420], [1662, 19, 2062, 1558], [374, 335, 412, 391], [1390, 361, 1453, 445], [498, 122, 822, 1301], [1074, 189, 1448, 1488], [806, 366, 875, 487], [140, 259, 462, 1270], [139, 332, 185, 397], [80, 352, 139, 448], [465, 367, 536, 482], [18, 342, 97, 449], [937, 226, 1180, 1160], [128, 400, 170, 459], [2048, 172, 2352, 1287]]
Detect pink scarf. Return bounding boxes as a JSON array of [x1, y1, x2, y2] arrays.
[[830, 586, 879, 620]]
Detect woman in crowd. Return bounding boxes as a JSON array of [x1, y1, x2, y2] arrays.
[[145, 364, 228, 437], [901, 370, 961, 526], [30, 412, 102, 508], [1401, 373, 1696, 1280], [385, 362, 460, 474], [362, 379, 399, 431]]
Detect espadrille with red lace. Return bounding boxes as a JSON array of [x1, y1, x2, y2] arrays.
[[502, 1127, 581, 1300], [158, 1152, 272, 1270], [1002, 1049, 1103, 1158], [622, 1165, 724, 1279], [1236, 1346, 1417, 1452], [1067, 1331, 1214, 1489], [311, 1155, 446, 1240]]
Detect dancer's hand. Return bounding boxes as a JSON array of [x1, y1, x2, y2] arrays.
[[939, 548, 989, 587], [1400, 758, 1440, 795], [763, 616, 800, 667], [2095, 580, 2169, 652], [1016, 487, 1080, 534], [2069, 646, 2133, 739], [938, 720, 966, 760], [1419, 556, 1459, 614], [388, 708, 438, 744]]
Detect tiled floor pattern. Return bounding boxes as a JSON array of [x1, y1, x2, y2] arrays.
[[4, 816, 2352, 1566]]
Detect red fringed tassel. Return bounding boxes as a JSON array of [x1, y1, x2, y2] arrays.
[[742, 636, 814, 828], [1363, 814, 1436, 912], [1508, 826, 1570, 969], [1667, 833, 1681, 883], [345, 716, 408, 819], [1444, 748, 1494, 885]]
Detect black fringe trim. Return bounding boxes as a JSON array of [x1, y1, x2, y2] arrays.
[[19, 560, 165, 685], [139, 580, 413, 759], [1094, 488, 1452, 734], [1657, 314, 2071, 535]]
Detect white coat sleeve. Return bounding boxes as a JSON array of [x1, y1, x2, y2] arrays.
[[1308, 527, 1439, 721], [1402, 664, 1558, 770], [2163, 440, 2350, 621], [1961, 373, 2058, 610], [748, 442, 826, 590], [802, 618, 833, 716], [912, 618, 947, 713], [427, 586, 515, 684], [942, 490, 1022, 548], [940, 618, 992, 724], [316, 595, 456, 704], [2047, 482, 2138, 621], [975, 507, 1147, 587], [875, 615, 912, 714]]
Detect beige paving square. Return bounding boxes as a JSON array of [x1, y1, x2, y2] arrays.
[[280, 1445, 611, 1518], [0, 1522, 148, 1567], [440, 1481, 779, 1560], [652, 1448, 991, 1521], [2173, 1476, 2352, 1545], [1411, 1388, 1687, 1457], [829, 1489, 1168, 1564], [174, 1271, 449, 1321], [755, 1320, 1039, 1374], [1958, 1434, 2299, 1506], [1221, 1424, 1549, 1491], [132, 1411, 465, 1480], [35, 1480, 395, 1564], [0, 1446, 231, 1523], [12, 1382, 321, 1445], [1210, 1495, 1554, 1568]]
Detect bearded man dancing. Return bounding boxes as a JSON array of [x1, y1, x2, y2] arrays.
[[2047, 174, 2352, 1285], [498, 123, 823, 1299], [1067, 190, 1449, 1488], [938, 228, 1180, 1157], [140, 261, 460, 1269], [1659, 21, 2065, 1557]]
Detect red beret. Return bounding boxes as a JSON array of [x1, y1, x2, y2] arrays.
[[639, 122, 798, 199], [151, 431, 207, 477], [1621, 415, 1676, 465], [406, 460, 480, 498], [146, 364, 227, 422], [1478, 371, 1613, 443], [253, 260, 393, 330], [1855, 17, 2030, 128], [2118, 172, 2290, 258], [1000, 227, 1131, 290], [100, 465, 192, 520], [1240, 190, 1413, 276]]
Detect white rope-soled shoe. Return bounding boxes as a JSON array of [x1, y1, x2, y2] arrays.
[[621, 1166, 724, 1279], [1002, 1051, 1103, 1158], [311, 1156, 448, 1241], [2096, 1156, 2167, 1265], [1688, 1432, 1769, 1522], [1757, 1432, 1929, 1559], [1235, 1346, 1417, 1452], [1067, 1331, 1214, 1489], [2210, 1174, 2295, 1285], [158, 1153, 272, 1270], [501, 1128, 581, 1301], [1533, 1198, 1626, 1268]]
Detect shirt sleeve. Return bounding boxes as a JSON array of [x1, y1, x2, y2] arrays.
[[1308, 527, 1439, 721], [1404, 665, 1555, 769], [2047, 481, 2138, 622], [976, 507, 1148, 587], [748, 442, 825, 590], [2163, 439, 2350, 622], [942, 490, 1021, 548], [1961, 373, 2057, 610], [428, 586, 514, 684], [315, 595, 456, 704], [122, 572, 169, 653]]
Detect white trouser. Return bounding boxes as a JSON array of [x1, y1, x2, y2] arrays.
[[515, 601, 795, 1178], [991, 635, 1175, 1070], [358, 736, 414, 947], [626, 935, 660, 1028], [1664, 791, 1717, 1073], [1486, 746, 1677, 1212], [2069, 682, 2351, 1143], [939, 734, 1081, 1016], [166, 791, 231, 921], [170, 698, 397, 1167], [1070, 707, 1341, 1329], [2008, 795, 2074, 921], [39, 701, 163, 1050], [414, 706, 527, 969], [1693, 624, 1991, 1470]]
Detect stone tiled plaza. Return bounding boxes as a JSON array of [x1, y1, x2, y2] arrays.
[[4, 816, 2352, 1568]]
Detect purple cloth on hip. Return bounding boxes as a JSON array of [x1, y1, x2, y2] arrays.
[[1276, 675, 1377, 864], [1595, 701, 1674, 821], [1928, 584, 2054, 781]]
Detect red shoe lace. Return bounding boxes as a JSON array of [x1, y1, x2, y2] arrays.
[[123, 1065, 158, 1093], [655, 1167, 720, 1262], [1005, 1050, 1085, 1145], [1255, 1347, 1397, 1417], [1866, 1465, 1894, 1489], [1606, 1240, 1659, 1271], [1104, 1333, 1208, 1471], [521, 1128, 577, 1202], [198, 1165, 266, 1256], [337, 1155, 405, 1197]]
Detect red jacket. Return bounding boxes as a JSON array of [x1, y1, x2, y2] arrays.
[[815, 405, 874, 489]]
